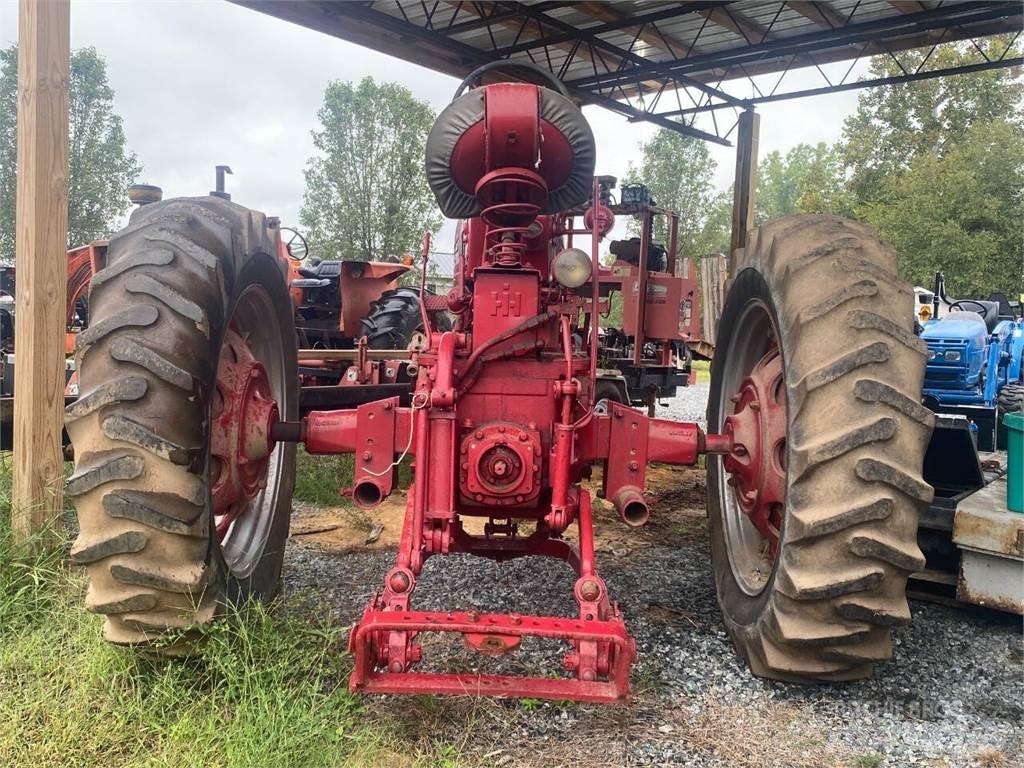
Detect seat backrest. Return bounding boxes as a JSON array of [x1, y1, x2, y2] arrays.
[[977, 300, 1000, 332], [425, 83, 595, 220], [987, 291, 1015, 321]]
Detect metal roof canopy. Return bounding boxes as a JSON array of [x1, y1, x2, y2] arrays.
[[239, 1, 1023, 146]]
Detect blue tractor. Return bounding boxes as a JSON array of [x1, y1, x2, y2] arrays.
[[919, 273, 1024, 450]]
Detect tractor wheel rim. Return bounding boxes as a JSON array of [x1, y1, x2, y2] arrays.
[[715, 299, 788, 597], [210, 285, 287, 578]]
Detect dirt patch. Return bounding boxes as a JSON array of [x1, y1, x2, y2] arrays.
[[288, 464, 710, 559], [587, 464, 709, 557], [290, 496, 407, 553], [666, 693, 853, 768]]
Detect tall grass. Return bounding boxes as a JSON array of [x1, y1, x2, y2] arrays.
[[294, 450, 357, 507], [0, 455, 453, 767], [294, 449, 413, 507]]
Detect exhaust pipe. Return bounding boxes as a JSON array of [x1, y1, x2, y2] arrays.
[[612, 486, 649, 528], [352, 480, 386, 509]]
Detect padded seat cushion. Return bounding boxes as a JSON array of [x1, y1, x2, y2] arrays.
[[425, 85, 596, 219], [297, 260, 342, 279]]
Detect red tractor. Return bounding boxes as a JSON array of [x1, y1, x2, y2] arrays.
[[66, 67, 931, 702]]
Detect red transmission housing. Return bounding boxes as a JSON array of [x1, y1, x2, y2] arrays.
[[294, 80, 732, 703]]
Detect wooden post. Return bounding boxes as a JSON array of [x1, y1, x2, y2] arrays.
[[729, 109, 760, 276], [12, 0, 70, 547]]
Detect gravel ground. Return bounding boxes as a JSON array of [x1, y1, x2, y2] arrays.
[[656, 383, 711, 428], [282, 387, 1023, 768]]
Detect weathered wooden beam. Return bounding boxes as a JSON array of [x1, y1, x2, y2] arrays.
[[729, 109, 760, 272], [12, 0, 70, 547]]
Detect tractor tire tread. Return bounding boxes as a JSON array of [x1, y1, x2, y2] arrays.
[[66, 196, 294, 651], [997, 382, 1024, 413], [360, 286, 450, 349], [710, 214, 931, 683]]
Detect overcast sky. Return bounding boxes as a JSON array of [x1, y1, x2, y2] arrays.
[[1, 0, 869, 252]]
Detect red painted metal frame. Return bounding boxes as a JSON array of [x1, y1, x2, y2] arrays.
[[349, 609, 633, 703], [722, 346, 787, 557], [268, 82, 749, 703], [211, 326, 279, 541]]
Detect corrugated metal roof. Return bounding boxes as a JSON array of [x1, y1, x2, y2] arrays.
[[236, 1, 1023, 143]]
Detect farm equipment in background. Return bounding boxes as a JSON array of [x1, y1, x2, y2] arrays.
[[918, 271, 1024, 450], [287, 250, 451, 402], [0, 243, 100, 448], [0, 168, 437, 447], [586, 178, 699, 412], [66, 68, 933, 701], [912, 271, 1024, 613], [915, 416, 1023, 614]]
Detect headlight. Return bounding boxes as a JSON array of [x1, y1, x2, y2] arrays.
[[944, 350, 961, 361], [927, 349, 938, 360], [552, 247, 593, 288]]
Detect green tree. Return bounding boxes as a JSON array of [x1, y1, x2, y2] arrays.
[[300, 77, 441, 262], [756, 142, 852, 223], [839, 39, 1023, 205], [624, 129, 723, 257], [0, 45, 141, 262], [860, 119, 1023, 297], [700, 189, 733, 256]]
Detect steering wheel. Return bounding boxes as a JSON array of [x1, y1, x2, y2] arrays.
[[950, 299, 989, 316], [280, 227, 309, 262], [454, 60, 571, 100]]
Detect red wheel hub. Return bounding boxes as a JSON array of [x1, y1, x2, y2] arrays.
[[211, 326, 279, 541], [723, 346, 787, 557]]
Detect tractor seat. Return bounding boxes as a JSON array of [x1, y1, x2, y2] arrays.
[[974, 300, 1000, 332], [426, 83, 596, 220], [298, 259, 342, 280], [988, 292, 1016, 323]]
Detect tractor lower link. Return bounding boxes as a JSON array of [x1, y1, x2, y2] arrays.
[[268, 330, 739, 703]]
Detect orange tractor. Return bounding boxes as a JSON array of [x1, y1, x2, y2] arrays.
[[0, 244, 97, 447]]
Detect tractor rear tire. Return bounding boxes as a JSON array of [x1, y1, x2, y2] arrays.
[[65, 197, 297, 648], [359, 287, 451, 349], [594, 378, 628, 405], [707, 215, 933, 682], [997, 382, 1024, 415]]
